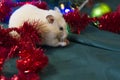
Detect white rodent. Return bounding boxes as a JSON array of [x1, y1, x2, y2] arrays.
[[8, 4, 69, 47]]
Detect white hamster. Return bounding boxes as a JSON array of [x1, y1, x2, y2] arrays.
[[9, 4, 69, 47]]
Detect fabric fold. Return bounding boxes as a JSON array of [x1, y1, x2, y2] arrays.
[[68, 25, 120, 52]]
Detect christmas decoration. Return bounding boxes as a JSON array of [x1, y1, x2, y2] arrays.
[[59, 0, 90, 14], [59, 0, 92, 34], [60, 0, 89, 9], [91, 3, 111, 17], [95, 5, 120, 33], [59, 1, 73, 14], [0, 22, 48, 80], [63, 9, 90, 34]]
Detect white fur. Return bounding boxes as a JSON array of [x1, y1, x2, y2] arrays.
[[9, 4, 69, 47], [9, 30, 20, 39]]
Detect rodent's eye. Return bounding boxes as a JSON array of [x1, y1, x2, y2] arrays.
[[59, 27, 64, 31]]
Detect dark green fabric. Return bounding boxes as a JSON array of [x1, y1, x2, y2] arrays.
[[1, 0, 120, 80], [68, 25, 120, 52]]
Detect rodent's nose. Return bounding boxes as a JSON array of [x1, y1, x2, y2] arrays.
[[59, 27, 64, 31]]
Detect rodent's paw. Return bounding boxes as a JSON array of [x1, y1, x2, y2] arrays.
[[65, 39, 70, 45], [59, 42, 67, 47], [58, 40, 69, 47]]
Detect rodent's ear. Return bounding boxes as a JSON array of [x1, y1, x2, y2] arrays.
[[46, 15, 54, 24], [54, 7, 61, 13]]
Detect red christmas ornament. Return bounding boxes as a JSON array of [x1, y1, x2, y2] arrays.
[[11, 75, 19, 80], [13, 72, 40, 80], [0, 58, 5, 71], [96, 7, 120, 33], [16, 22, 48, 74], [63, 9, 90, 34], [0, 26, 18, 60], [17, 48, 48, 73], [17, 22, 42, 48], [0, 22, 48, 80], [0, 75, 7, 80]]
